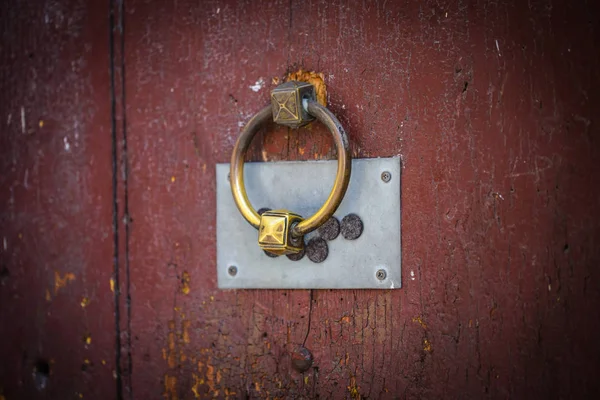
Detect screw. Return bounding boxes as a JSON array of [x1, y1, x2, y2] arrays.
[[376, 269, 387, 280], [227, 265, 238, 276], [381, 171, 392, 183]]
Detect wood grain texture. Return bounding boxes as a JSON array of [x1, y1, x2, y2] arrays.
[[0, 0, 116, 398], [2, 0, 599, 399], [124, 1, 600, 398]]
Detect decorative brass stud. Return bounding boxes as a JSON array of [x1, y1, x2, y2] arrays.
[[258, 209, 304, 255], [271, 81, 316, 128]]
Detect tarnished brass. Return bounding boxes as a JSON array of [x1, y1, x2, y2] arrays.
[[230, 81, 351, 255], [271, 81, 316, 128], [258, 210, 304, 255]]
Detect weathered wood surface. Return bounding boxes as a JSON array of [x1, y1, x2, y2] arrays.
[[2, 0, 600, 399], [0, 0, 117, 399], [125, 0, 600, 398]]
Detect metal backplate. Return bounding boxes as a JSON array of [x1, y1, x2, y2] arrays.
[[216, 157, 401, 289]]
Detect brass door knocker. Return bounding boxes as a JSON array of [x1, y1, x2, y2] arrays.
[[230, 81, 351, 255]]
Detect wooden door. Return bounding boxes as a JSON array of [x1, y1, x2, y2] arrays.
[[2, 0, 599, 399]]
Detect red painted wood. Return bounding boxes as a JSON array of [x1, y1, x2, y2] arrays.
[[0, 0, 117, 398], [123, 1, 600, 399], [2, 0, 600, 399]]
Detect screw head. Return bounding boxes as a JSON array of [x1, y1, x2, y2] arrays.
[[381, 171, 392, 183], [227, 265, 238, 276], [376, 269, 387, 280]]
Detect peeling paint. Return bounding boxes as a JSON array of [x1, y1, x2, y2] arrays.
[[181, 271, 190, 295], [249, 78, 264, 92], [54, 271, 75, 294]]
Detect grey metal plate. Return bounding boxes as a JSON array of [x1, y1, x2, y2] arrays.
[[216, 157, 401, 289]]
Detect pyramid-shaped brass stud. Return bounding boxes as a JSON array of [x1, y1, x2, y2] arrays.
[[271, 81, 316, 129], [258, 209, 304, 255]]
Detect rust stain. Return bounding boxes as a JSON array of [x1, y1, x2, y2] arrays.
[[83, 334, 92, 345], [54, 271, 75, 294], [109, 278, 115, 293], [341, 315, 352, 324], [286, 68, 327, 106], [163, 374, 178, 400], [45, 289, 51, 302], [80, 297, 90, 308], [412, 316, 428, 329], [181, 271, 191, 295], [423, 338, 432, 352]]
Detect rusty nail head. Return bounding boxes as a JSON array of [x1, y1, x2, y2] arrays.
[[317, 216, 340, 241], [228, 265, 238, 276], [306, 237, 329, 263], [291, 346, 313, 373], [381, 171, 392, 183], [376, 269, 387, 280], [340, 214, 364, 240], [286, 244, 306, 261]]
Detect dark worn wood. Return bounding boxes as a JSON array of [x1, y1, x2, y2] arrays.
[[124, 0, 600, 399], [0, 0, 117, 399]]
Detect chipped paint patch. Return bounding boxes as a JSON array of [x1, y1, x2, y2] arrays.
[[163, 374, 178, 400], [249, 78, 264, 92], [423, 338, 432, 352], [191, 373, 203, 398], [54, 271, 75, 294], [182, 320, 191, 344], [110, 277, 115, 293], [181, 271, 191, 295], [167, 320, 177, 368], [286, 69, 327, 106], [347, 375, 361, 399], [80, 297, 90, 308], [412, 316, 428, 329]]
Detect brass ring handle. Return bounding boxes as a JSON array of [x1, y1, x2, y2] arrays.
[[230, 81, 351, 255]]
